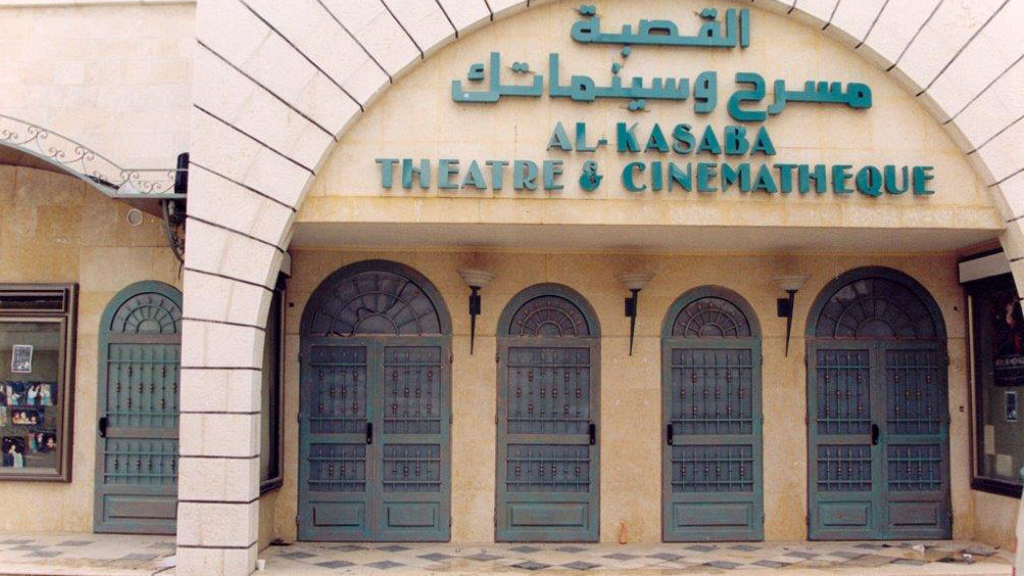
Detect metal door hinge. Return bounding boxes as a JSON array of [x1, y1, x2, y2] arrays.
[[496, 352, 500, 364], [295, 516, 299, 527], [297, 413, 301, 424], [449, 414, 453, 425], [449, 516, 453, 528], [450, 352, 453, 364], [761, 513, 765, 525]]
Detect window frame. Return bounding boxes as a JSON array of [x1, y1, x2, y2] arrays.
[[965, 272, 1024, 499], [259, 276, 286, 494], [0, 283, 78, 482]]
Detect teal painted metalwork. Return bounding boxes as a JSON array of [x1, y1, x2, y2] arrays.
[[496, 285, 601, 542], [298, 261, 452, 542], [660, 286, 764, 542], [806, 267, 951, 540], [93, 281, 182, 535]]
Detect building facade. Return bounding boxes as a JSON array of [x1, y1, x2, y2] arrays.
[[1, 0, 1024, 575]]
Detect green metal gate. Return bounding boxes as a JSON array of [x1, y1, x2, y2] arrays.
[[94, 281, 182, 535], [496, 285, 600, 542], [298, 261, 452, 542], [661, 287, 763, 542], [807, 268, 951, 540]]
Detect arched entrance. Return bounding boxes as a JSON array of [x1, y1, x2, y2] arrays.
[[661, 287, 764, 542], [806, 267, 951, 540], [298, 260, 452, 542], [495, 285, 601, 542], [94, 281, 182, 535]]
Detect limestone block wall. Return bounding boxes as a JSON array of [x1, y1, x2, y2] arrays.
[[270, 248, 1011, 546], [0, 165, 182, 532], [0, 1, 195, 169]]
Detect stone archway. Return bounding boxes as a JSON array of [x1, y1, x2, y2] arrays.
[[179, 1, 1024, 574]]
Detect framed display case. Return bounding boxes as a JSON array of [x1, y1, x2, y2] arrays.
[[0, 284, 77, 482], [966, 273, 1024, 497]]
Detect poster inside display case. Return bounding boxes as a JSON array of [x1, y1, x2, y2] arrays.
[[0, 285, 77, 482], [968, 274, 1024, 496]]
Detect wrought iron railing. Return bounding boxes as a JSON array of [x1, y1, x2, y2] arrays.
[[0, 114, 184, 198]]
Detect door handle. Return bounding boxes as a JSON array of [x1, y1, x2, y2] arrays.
[[588, 423, 596, 445], [366, 422, 373, 445], [667, 423, 674, 446], [98, 416, 108, 438], [871, 423, 880, 446]]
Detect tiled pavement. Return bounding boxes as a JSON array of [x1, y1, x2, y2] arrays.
[[0, 533, 174, 575], [0, 535, 1012, 576], [258, 540, 1013, 575]]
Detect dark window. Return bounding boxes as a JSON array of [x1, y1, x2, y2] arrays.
[[260, 278, 285, 493], [967, 273, 1024, 497]]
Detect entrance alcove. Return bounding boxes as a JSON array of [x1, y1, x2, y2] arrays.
[[182, 0, 1024, 572]]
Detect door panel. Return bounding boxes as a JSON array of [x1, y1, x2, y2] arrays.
[[663, 344, 763, 541], [882, 345, 950, 538], [299, 340, 451, 542], [95, 324, 181, 535], [497, 343, 599, 542], [808, 343, 950, 540]]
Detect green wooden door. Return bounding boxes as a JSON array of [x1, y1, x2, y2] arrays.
[[807, 268, 951, 540], [661, 288, 763, 542], [496, 287, 601, 542], [94, 282, 182, 535], [297, 261, 452, 542]]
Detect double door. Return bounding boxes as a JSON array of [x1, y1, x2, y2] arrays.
[[298, 337, 451, 542], [808, 341, 951, 540]]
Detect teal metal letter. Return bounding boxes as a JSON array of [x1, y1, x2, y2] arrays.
[[548, 122, 573, 151], [617, 122, 640, 152], [672, 124, 695, 154], [402, 159, 430, 189], [798, 164, 826, 194], [623, 162, 647, 192], [855, 166, 882, 197], [646, 124, 669, 153], [721, 162, 751, 192], [775, 163, 796, 193], [576, 122, 597, 152], [376, 158, 398, 189], [462, 160, 488, 190], [668, 162, 692, 191], [514, 160, 539, 191], [697, 162, 718, 192], [696, 126, 722, 155], [831, 164, 853, 194], [751, 127, 776, 155], [543, 160, 565, 191], [728, 72, 767, 122], [724, 126, 750, 156], [752, 163, 777, 193], [883, 165, 909, 195], [487, 160, 509, 191], [439, 159, 460, 190], [912, 166, 935, 195]]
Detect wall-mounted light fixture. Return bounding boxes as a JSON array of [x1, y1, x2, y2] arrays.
[[616, 272, 655, 356], [458, 269, 494, 354], [774, 275, 809, 357]]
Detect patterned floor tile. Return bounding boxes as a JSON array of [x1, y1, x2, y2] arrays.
[[278, 551, 317, 560], [418, 553, 454, 561], [686, 544, 716, 552], [332, 544, 369, 552], [466, 552, 504, 561], [705, 560, 743, 569], [753, 560, 788, 568], [119, 553, 158, 561], [648, 552, 683, 561], [730, 544, 760, 552], [510, 546, 542, 554], [562, 560, 600, 570], [555, 546, 588, 553], [602, 552, 638, 560], [784, 551, 820, 559], [317, 560, 355, 569], [57, 541, 93, 547], [512, 560, 551, 570], [376, 545, 409, 553], [25, 550, 61, 558], [365, 560, 405, 569]]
